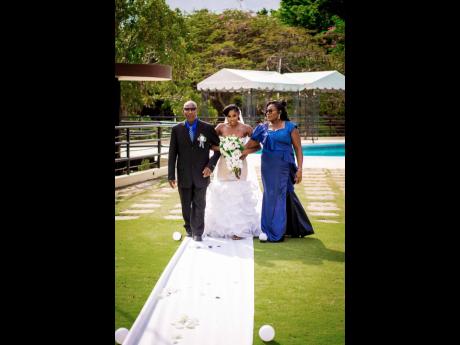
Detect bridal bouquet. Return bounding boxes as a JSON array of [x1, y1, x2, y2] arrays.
[[219, 136, 245, 179]]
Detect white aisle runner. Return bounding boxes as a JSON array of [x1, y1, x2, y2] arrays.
[[123, 236, 255, 345]]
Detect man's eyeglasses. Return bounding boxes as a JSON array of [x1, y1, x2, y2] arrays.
[[265, 109, 276, 114], [183, 107, 196, 111]]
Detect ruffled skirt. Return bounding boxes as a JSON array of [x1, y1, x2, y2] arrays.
[[204, 158, 262, 239]]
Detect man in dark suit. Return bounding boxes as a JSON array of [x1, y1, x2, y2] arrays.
[[168, 100, 221, 241]]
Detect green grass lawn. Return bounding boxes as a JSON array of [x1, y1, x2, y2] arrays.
[[115, 172, 344, 344]]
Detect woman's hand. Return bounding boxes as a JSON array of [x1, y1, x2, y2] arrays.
[[294, 169, 302, 184], [240, 149, 249, 160]]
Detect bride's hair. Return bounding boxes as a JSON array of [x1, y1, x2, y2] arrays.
[[223, 104, 244, 124]]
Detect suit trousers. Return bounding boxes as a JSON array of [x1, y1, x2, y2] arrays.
[[178, 185, 207, 236]]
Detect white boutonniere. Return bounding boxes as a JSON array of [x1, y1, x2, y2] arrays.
[[197, 134, 207, 148]]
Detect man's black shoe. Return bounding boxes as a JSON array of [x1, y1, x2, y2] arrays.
[[193, 235, 202, 242]]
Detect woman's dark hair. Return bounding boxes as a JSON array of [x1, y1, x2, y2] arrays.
[[265, 100, 289, 121], [223, 104, 241, 118]]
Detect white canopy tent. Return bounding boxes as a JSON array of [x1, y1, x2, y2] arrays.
[[197, 68, 345, 92], [197, 68, 301, 92], [197, 68, 345, 140], [284, 70, 345, 90]]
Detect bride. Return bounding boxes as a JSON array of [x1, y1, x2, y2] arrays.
[[204, 104, 262, 240]]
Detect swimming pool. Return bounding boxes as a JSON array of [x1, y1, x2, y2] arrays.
[[301, 143, 345, 156], [255, 143, 345, 156]]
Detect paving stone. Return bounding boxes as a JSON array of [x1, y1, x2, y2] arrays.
[[147, 194, 170, 198], [131, 203, 161, 208], [163, 215, 183, 220], [304, 187, 333, 191], [120, 209, 155, 214], [122, 187, 137, 192], [169, 209, 183, 214], [138, 199, 163, 203], [115, 216, 140, 220], [308, 201, 338, 206], [307, 205, 341, 211], [158, 188, 175, 193], [309, 212, 340, 217], [304, 190, 337, 195], [135, 182, 155, 188], [316, 219, 340, 223], [307, 195, 335, 200]]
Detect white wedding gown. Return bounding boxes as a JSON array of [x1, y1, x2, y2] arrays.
[[204, 137, 262, 239]]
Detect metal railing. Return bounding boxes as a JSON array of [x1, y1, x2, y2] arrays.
[[115, 122, 176, 176], [114, 115, 344, 175]]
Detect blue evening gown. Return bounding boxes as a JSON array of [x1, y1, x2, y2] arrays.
[[251, 121, 314, 242]]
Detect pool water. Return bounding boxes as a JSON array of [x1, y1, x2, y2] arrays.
[[256, 143, 345, 156], [301, 143, 345, 156]]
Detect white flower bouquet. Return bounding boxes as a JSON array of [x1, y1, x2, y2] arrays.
[[219, 136, 245, 179]]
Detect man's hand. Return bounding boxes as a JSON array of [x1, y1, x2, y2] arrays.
[[202, 167, 212, 177], [169, 180, 176, 188]]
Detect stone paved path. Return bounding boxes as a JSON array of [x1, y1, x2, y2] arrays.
[[115, 167, 344, 225]]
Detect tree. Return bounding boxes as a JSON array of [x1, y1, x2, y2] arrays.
[[277, 0, 344, 32], [115, 5, 344, 118], [115, 0, 190, 114]]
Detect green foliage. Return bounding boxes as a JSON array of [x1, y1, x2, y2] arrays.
[[115, 3, 345, 118], [138, 159, 151, 171], [313, 15, 345, 72], [116, 0, 190, 114], [257, 8, 268, 15], [116, 0, 188, 67], [277, 0, 344, 32]]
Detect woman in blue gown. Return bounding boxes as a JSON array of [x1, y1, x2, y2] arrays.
[[242, 100, 314, 242]]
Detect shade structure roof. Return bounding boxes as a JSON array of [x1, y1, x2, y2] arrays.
[[115, 63, 172, 81], [197, 68, 300, 92], [197, 68, 345, 92], [284, 70, 345, 90]]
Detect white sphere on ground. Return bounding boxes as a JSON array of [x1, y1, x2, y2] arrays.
[[115, 327, 129, 344], [259, 233, 268, 242], [259, 324, 275, 342], [172, 231, 182, 241]]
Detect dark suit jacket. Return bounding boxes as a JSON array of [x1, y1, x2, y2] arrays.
[[168, 119, 221, 188]]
